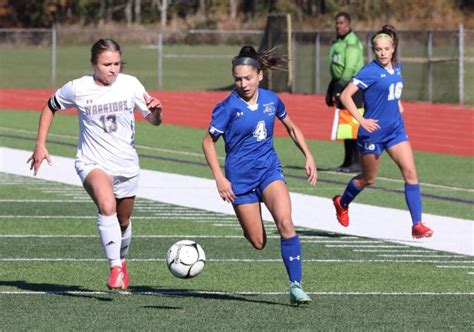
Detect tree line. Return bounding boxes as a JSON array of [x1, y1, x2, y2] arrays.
[[2, 0, 473, 29]]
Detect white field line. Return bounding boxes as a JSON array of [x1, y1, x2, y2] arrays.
[[0, 215, 235, 220], [0, 234, 372, 241], [1, 258, 473, 264], [0, 290, 472, 296], [436, 266, 474, 269], [378, 254, 466, 258], [1, 128, 471, 193], [353, 249, 433, 252], [1, 148, 473, 256]]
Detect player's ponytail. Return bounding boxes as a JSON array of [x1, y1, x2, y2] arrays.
[[232, 45, 287, 73], [371, 25, 399, 65]]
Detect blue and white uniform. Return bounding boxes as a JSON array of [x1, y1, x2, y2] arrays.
[[352, 60, 407, 154], [208, 88, 287, 204]]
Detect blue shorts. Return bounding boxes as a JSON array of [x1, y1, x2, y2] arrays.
[[233, 168, 286, 205], [357, 130, 408, 155]]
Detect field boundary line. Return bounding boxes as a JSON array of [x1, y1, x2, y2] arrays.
[[1, 147, 473, 256], [1, 258, 472, 264], [1, 290, 472, 296]]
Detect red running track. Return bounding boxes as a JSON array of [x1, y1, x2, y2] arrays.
[[1, 89, 473, 156]]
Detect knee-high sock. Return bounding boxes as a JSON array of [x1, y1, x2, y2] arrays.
[[120, 221, 132, 260], [281, 235, 302, 283], [341, 178, 363, 207], [96, 213, 122, 268], [404, 183, 422, 225]]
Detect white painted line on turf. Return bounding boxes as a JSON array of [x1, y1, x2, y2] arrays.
[[1, 258, 473, 264], [436, 265, 474, 269], [1, 147, 473, 256], [378, 254, 466, 258], [0, 290, 472, 296], [353, 249, 433, 252]]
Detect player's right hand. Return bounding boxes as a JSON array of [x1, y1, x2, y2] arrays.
[[216, 176, 235, 203], [360, 119, 380, 132], [27, 146, 52, 176]]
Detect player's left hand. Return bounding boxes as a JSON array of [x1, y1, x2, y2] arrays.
[[305, 158, 317, 186], [144, 93, 163, 114]]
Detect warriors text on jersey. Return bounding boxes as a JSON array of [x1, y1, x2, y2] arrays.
[[352, 61, 405, 143], [208, 89, 287, 194], [48, 73, 152, 177]]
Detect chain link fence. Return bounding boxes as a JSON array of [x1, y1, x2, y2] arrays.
[[0, 26, 471, 105]]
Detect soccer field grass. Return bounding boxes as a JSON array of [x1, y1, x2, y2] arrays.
[[1, 109, 473, 220], [0, 108, 473, 329], [1, 172, 473, 330]]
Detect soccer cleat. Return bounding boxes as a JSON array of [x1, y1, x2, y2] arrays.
[[332, 195, 349, 227], [289, 281, 312, 306], [107, 265, 124, 290], [122, 260, 129, 290], [412, 223, 433, 239]]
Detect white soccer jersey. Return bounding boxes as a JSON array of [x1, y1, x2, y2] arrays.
[[49, 73, 152, 177]]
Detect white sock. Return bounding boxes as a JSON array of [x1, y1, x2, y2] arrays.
[[120, 221, 132, 260], [96, 213, 122, 268]]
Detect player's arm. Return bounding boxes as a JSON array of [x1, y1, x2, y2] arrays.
[[280, 115, 317, 186], [144, 94, 163, 126], [340, 83, 380, 132], [27, 103, 55, 175], [202, 133, 235, 202], [398, 100, 404, 113]]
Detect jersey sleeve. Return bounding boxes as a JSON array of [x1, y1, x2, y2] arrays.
[[351, 65, 377, 91], [48, 81, 76, 111], [208, 103, 230, 138], [275, 96, 287, 120], [131, 77, 152, 118]]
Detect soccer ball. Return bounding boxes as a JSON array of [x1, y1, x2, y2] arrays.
[[166, 240, 206, 279]]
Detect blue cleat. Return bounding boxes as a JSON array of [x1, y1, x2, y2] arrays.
[[289, 281, 312, 306]]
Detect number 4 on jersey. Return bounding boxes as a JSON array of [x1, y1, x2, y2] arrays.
[[253, 121, 267, 141]]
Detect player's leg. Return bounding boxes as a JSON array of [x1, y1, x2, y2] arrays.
[[233, 202, 266, 250], [387, 141, 432, 238], [262, 180, 311, 305], [116, 196, 134, 289], [113, 174, 139, 289], [82, 169, 123, 289], [333, 152, 381, 226]]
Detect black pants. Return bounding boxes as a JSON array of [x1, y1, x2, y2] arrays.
[[340, 139, 360, 168]]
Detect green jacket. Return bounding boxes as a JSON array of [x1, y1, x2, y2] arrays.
[[329, 30, 364, 86]]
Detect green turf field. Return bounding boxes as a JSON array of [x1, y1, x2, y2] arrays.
[[1, 172, 473, 330], [1, 110, 473, 220], [0, 109, 473, 330]]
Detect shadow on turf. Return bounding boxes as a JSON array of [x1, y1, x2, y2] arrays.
[[131, 286, 296, 307], [1, 280, 113, 302], [295, 230, 347, 238]]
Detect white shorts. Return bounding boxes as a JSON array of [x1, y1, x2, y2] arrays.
[[75, 160, 139, 199]]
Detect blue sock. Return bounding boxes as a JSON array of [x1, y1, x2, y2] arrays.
[[405, 183, 422, 225], [281, 235, 302, 283], [341, 179, 363, 207]]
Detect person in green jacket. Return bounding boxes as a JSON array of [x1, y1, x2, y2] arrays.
[[326, 12, 364, 173]]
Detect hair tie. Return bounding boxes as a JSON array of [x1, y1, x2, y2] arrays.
[[232, 57, 261, 70]]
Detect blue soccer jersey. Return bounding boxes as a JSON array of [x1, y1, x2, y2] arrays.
[[352, 60, 405, 143], [208, 88, 287, 194]]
